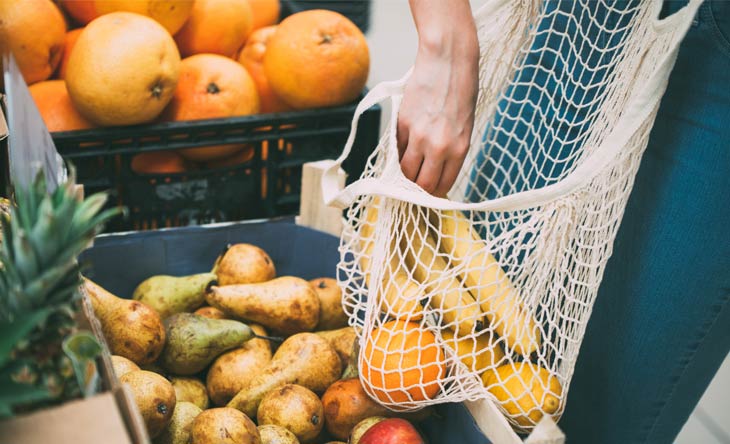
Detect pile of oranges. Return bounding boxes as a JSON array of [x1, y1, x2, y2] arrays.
[[0, 0, 370, 173]]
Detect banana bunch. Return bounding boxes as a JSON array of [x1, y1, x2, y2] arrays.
[[357, 197, 424, 321], [430, 209, 542, 356], [357, 197, 541, 358], [401, 206, 485, 335]]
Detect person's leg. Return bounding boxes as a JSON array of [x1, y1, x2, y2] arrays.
[[561, 2, 730, 443]]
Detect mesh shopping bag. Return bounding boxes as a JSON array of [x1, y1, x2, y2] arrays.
[[322, 0, 703, 432]]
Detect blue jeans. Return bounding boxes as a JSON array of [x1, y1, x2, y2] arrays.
[[560, 1, 730, 443]]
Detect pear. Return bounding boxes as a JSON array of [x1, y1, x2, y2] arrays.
[[213, 243, 276, 285], [194, 306, 227, 320], [257, 384, 324, 443], [315, 327, 357, 371], [206, 276, 320, 335], [191, 408, 260, 444], [207, 324, 272, 406], [160, 313, 255, 375], [257, 424, 300, 444], [111, 355, 141, 378], [133, 273, 217, 318], [84, 278, 166, 365], [227, 333, 341, 418], [121, 370, 177, 439], [310, 277, 348, 330], [155, 401, 202, 444], [170, 377, 209, 410]]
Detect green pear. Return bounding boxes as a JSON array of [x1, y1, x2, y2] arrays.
[[160, 313, 255, 375], [133, 273, 217, 318]]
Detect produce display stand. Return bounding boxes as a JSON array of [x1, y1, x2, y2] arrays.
[[0, 92, 566, 443]]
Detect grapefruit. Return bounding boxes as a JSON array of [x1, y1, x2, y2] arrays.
[[93, 0, 194, 35], [57, 28, 83, 80], [59, 0, 99, 25], [175, 0, 254, 58], [66, 12, 181, 126], [264, 10, 369, 109], [247, 0, 280, 30], [131, 151, 187, 174], [237, 26, 291, 113], [29, 80, 95, 132], [0, 0, 66, 85], [162, 54, 260, 161]]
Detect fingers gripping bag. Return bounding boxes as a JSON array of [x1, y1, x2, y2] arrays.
[[321, 0, 703, 433]]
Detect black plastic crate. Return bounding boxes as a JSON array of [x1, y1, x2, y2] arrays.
[[281, 0, 371, 33], [51, 98, 380, 232]]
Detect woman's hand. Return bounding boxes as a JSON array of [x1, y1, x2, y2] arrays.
[[398, 0, 479, 197]]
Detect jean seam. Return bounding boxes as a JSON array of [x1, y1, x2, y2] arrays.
[[640, 290, 730, 442], [706, 1, 730, 59]]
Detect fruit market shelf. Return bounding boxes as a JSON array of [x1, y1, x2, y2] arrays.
[[49, 99, 380, 232]]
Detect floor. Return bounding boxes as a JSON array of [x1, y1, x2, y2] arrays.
[[363, 1, 730, 443]]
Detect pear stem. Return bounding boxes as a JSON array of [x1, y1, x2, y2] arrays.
[[253, 333, 285, 343]]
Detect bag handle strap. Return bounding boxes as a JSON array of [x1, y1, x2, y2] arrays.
[[321, 71, 410, 208]]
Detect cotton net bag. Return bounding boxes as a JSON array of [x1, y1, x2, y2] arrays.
[[322, 0, 703, 433]]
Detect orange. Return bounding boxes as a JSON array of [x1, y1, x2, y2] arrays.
[[264, 10, 369, 109], [57, 28, 83, 80], [131, 151, 187, 174], [162, 54, 260, 161], [237, 26, 291, 114], [29, 80, 95, 132], [59, 0, 99, 25], [0, 0, 66, 85], [175, 0, 253, 58], [205, 146, 255, 169], [360, 320, 445, 406], [66, 12, 180, 126], [93, 0, 194, 35], [247, 0, 280, 30]]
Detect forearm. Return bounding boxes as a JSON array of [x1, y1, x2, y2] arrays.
[[398, 0, 479, 196], [409, 0, 479, 68]]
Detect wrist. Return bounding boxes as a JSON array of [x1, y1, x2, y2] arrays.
[[417, 24, 478, 65]]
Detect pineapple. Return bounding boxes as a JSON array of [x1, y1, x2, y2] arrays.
[[0, 197, 9, 219], [0, 170, 120, 416]]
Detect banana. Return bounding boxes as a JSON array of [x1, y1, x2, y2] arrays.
[[429, 209, 541, 356], [402, 206, 486, 334], [358, 198, 424, 320], [441, 328, 506, 375]]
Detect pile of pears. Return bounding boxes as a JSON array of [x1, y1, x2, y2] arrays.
[[84, 243, 358, 444]]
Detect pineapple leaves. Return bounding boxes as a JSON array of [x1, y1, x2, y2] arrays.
[[0, 308, 53, 368], [0, 166, 123, 416], [0, 168, 122, 319], [62, 332, 102, 399]]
